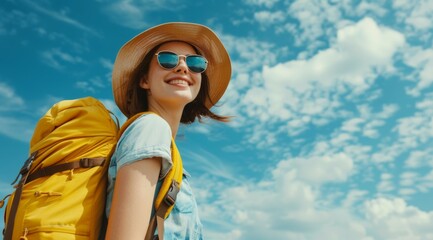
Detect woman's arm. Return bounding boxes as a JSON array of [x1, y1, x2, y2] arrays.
[[105, 157, 162, 240]]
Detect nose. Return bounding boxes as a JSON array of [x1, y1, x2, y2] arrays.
[[174, 56, 188, 74]]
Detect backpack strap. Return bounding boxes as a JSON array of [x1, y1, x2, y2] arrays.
[[120, 112, 183, 240], [4, 151, 38, 240], [145, 180, 180, 240], [26, 158, 106, 183]]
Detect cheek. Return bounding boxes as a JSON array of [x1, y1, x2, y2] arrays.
[[139, 76, 149, 89], [142, 61, 163, 89], [194, 75, 202, 91]]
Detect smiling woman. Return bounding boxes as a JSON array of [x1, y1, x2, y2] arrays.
[[105, 22, 232, 240], [3, 0, 433, 239]]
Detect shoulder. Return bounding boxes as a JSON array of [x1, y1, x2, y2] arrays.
[[129, 113, 171, 134], [116, 113, 173, 153], [114, 113, 173, 172], [121, 113, 172, 141]]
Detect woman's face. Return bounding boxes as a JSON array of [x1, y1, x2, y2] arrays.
[[140, 41, 202, 111]]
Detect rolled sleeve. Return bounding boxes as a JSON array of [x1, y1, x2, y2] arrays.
[[115, 113, 173, 178]]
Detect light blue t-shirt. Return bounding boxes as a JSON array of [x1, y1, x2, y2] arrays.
[[106, 114, 204, 239]]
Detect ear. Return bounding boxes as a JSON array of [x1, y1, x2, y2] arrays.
[[139, 76, 150, 89]]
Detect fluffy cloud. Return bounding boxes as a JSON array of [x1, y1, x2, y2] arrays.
[[403, 47, 433, 96], [393, 0, 433, 34], [364, 198, 433, 239], [225, 17, 405, 148], [287, 0, 343, 47], [287, 153, 354, 185], [198, 153, 433, 239], [405, 149, 433, 168], [263, 17, 404, 96], [254, 10, 286, 26], [394, 96, 433, 147]]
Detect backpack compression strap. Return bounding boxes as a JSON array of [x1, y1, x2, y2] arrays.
[[26, 157, 106, 183]]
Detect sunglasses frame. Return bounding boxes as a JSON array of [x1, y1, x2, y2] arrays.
[[155, 51, 208, 73]]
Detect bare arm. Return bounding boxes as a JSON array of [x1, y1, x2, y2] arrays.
[[105, 157, 162, 240]]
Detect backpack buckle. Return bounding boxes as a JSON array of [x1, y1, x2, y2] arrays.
[[12, 151, 38, 185], [164, 180, 180, 206], [19, 151, 38, 175]]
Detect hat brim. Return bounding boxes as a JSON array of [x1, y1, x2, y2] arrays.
[[112, 22, 232, 117]]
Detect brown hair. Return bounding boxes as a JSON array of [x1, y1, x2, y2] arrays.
[[125, 42, 230, 124]]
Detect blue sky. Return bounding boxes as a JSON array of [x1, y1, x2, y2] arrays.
[[1, 0, 433, 239]]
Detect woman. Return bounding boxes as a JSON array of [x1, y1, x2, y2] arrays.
[[106, 22, 231, 240]]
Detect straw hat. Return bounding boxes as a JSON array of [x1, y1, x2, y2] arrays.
[[112, 22, 232, 116]]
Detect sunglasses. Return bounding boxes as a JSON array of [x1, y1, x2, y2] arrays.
[[155, 51, 208, 73]]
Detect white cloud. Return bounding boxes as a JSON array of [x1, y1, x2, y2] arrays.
[[0, 81, 32, 140], [24, 0, 101, 37], [100, 98, 127, 126], [0, 8, 38, 36], [289, 153, 354, 185], [342, 118, 364, 132], [254, 10, 286, 26], [403, 47, 433, 96], [0, 82, 25, 111], [0, 116, 34, 142], [342, 189, 368, 208], [364, 197, 433, 239], [405, 149, 433, 168], [243, 0, 279, 8], [100, 58, 113, 70], [393, 0, 433, 34], [261, 17, 404, 115], [184, 148, 241, 183], [377, 173, 395, 193], [341, 104, 398, 138], [221, 34, 279, 73], [399, 171, 418, 187], [287, 0, 345, 48], [355, 1, 388, 17], [219, 17, 406, 151], [394, 96, 433, 146], [75, 77, 107, 93], [104, 0, 182, 29], [371, 142, 407, 163], [199, 153, 433, 239], [41, 48, 84, 69]]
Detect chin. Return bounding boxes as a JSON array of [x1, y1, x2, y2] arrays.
[[168, 95, 196, 106]]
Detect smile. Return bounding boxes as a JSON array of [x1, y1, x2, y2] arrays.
[[166, 79, 192, 86]]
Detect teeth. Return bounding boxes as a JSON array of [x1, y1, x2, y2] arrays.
[[168, 80, 189, 85]]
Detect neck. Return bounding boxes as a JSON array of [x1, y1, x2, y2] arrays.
[[148, 103, 183, 138]]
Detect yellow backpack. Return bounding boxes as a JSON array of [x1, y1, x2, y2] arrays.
[[1, 97, 183, 240]]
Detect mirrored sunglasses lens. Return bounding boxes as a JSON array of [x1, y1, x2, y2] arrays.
[[186, 56, 207, 73], [158, 52, 178, 69]]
